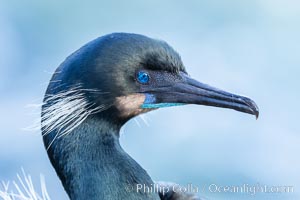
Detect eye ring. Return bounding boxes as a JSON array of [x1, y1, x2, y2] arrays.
[[136, 71, 150, 84]]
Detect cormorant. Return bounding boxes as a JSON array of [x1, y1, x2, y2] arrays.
[[41, 33, 259, 200]]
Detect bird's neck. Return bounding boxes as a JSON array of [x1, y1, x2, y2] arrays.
[[47, 117, 159, 200]]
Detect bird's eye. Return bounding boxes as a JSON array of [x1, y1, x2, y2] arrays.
[[136, 71, 150, 84]]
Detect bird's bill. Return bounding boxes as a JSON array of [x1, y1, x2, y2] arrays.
[[141, 73, 259, 118]]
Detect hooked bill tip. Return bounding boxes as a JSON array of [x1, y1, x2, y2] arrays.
[[241, 96, 259, 120], [251, 103, 259, 120], [249, 100, 259, 120], [255, 110, 259, 120]]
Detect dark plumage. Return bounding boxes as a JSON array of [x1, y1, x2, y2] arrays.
[[41, 33, 259, 200]]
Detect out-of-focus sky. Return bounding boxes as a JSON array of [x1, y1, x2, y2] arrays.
[[0, 0, 299, 199]]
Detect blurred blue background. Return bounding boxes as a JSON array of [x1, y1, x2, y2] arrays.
[[0, 0, 299, 199]]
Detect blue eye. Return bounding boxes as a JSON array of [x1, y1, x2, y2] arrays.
[[137, 71, 150, 84]]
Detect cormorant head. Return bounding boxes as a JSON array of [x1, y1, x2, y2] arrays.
[[41, 33, 259, 200], [43, 33, 259, 136]]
